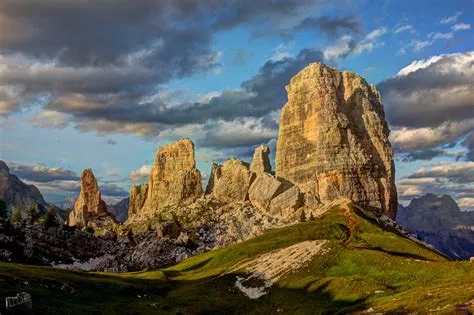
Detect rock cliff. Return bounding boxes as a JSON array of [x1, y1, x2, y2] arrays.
[[275, 62, 397, 218], [0, 160, 49, 215], [132, 139, 202, 220], [67, 169, 116, 228], [127, 184, 148, 222]]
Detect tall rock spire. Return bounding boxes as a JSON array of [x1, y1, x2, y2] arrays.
[[275, 63, 397, 218], [67, 168, 116, 227]]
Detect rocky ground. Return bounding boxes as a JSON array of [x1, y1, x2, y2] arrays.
[[0, 197, 300, 272]]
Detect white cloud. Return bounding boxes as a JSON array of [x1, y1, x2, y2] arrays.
[[458, 198, 474, 208], [394, 24, 414, 34], [271, 43, 293, 61], [440, 11, 462, 24], [353, 27, 387, 55], [128, 164, 152, 181], [30, 110, 70, 128], [390, 119, 474, 150], [323, 27, 387, 60], [323, 35, 353, 60], [396, 55, 444, 77], [452, 23, 471, 31]]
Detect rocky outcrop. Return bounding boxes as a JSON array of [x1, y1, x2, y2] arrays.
[[250, 145, 271, 173], [397, 194, 474, 260], [127, 184, 148, 221], [0, 160, 50, 216], [275, 63, 397, 218], [107, 197, 130, 223], [212, 158, 254, 203], [67, 169, 116, 228], [134, 139, 203, 220]]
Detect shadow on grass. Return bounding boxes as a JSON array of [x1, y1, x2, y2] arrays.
[[0, 264, 370, 315], [350, 245, 436, 261]]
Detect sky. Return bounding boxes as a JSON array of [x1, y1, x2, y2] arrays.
[[0, 0, 473, 210]]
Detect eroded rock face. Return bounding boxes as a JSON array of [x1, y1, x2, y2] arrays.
[[212, 158, 254, 203], [275, 63, 397, 218], [205, 163, 222, 195], [139, 139, 202, 216], [67, 169, 116, 228], [127, 184, 148, 221], [0, 160, 50, 215], [250, 145, 272, 173]]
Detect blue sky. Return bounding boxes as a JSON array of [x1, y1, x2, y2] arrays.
[[0, 0, 473, 210]]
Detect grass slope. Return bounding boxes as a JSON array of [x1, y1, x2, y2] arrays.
[[1, 203, 474, 314]]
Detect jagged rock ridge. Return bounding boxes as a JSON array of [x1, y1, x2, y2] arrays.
[[397, 193, 474, 260], [107, 197, 130, 223], [67, 169, 116, 228], [0, 160, 49, 215], [275, 62, 397, 218]]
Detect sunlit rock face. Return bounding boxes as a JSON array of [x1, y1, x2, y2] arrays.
[[211, 158, 254, 203], [67, 169, 116, 227], [126, 184, 148, 221], [275, 63, 397, 218], [138, 139, 203, 218], [249, 145, 272, 174]]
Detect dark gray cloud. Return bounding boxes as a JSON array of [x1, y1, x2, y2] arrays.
[[295, 15, 361, 36], [407, 162, 474, 183], [398, 149, 450, 162], [462, 132, 474, 161], [47, 48, 325, 127], [378, 52, 474, 129], [8, 162, 79, 182]]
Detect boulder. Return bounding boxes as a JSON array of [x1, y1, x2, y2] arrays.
[[275, 63, 397, 218], [212, 158, 254, 203], [269, 185, 304, 217], [250, 145, 272, 173], [139, 138, 203, 217], [248, 173, 285, 212], [67, 169, 116, 228]]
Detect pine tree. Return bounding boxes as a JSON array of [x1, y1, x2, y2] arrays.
[[42, 207, 59, 229], [27, 203, 38, 224], [12, 208, 22, 224], [0, 198, 7, 219]]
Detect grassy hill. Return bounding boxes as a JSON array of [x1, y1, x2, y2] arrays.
[[1, 201, 474, 314]]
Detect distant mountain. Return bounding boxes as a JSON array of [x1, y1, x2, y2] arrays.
[[107, 197, 129, 223], [0, 160, 49, 215], [397, 193, 474, 260]]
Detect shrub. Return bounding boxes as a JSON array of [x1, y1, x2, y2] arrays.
[[41, 208, 59, 229], [12, 208, 22, 224]]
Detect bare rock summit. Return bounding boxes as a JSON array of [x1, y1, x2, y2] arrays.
[[275, 62, 397, 218], [67, 169, 116, 227], [131, 138, 203, 220]]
